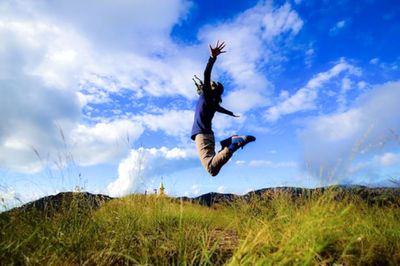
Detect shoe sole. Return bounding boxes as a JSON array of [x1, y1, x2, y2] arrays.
[[238, 135, 256, 148]]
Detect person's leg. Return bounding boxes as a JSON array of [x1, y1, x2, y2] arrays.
[[195, 134, 233, 176], [195, 133, 215, 174], [209, 146, 232, 176]]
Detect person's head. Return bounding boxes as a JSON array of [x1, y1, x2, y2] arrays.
[[211, 81, 224, 103]]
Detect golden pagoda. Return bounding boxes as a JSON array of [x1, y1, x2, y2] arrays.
[[158, 181, 165, 196]]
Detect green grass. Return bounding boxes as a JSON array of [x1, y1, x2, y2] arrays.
[[1, 190, 400, 265]]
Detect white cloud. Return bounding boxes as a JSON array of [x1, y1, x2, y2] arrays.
[[330, 19, 347, 34], [264, 59, 360, 122], [0, 0, 204, 104], [212, 113, 247, 138], [305, 48, 314, 56], [299, 81, 400, 180], [0, 186, 18, 211], [0, 0, 200, 173], [199, 1, 303, 113], [0, 186, 45, 211], [68, 120, 144, 166], [106, 146, 198, 197], [217, 186, 226, 193], [337, 20, 346, 28], [5, 0, 191, 54], [248, 160, 297, 167], [235, 159, 296, 167], [193, 189, 200, 196], [379, 153, 400, 166], [370, 58, 379, 64], [0, 75, 81, 173], [133, 110, 194, 137], [357, 81, 368, 90], [0, 0, 307, 175], [337, 77, 353, 110], [304, 47, 315, 67]]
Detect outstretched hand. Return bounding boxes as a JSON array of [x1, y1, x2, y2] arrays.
[[209, 40, 226, 58]]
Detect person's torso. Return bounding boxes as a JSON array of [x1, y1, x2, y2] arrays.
[[191, 93, 216, 139]]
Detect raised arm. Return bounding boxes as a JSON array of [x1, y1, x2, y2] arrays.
[[216, 105, 240, 117], [203, 41, 226, 96]]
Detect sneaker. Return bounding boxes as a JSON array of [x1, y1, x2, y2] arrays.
[[228, 135, 256, 152], [219, 135, 237, 150]]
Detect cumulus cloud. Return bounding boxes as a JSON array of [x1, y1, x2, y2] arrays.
[[68, 120, 144, 166], [299, 81, 400, 180], [0, 0, 199, 173], [199, 1, 303, 113], [378, 152, 400, 167], [0, 20, 143, 172], [265, 59, 360, 122], [0, 0, 310, 175], [0, 31, 81, 172], [3, 0, 191, 54], [0, 185, 45, 211], [1, 0, 194, 91], [133, 110, 194, 137], [106, 146, 198, 197]]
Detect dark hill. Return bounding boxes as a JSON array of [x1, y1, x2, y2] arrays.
[[3, 186, 399, 216], [2, 192, 112, 217], [182, 185, 400, 206]]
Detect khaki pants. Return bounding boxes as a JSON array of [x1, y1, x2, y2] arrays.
[[195, 134, 233, 176]]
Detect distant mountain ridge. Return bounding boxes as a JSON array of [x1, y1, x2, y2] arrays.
[[182, 185, 400, 206], [2, 192, 113, 216], [3, 185, 400, 215]]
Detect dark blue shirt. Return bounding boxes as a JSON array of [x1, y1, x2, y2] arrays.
[[191, 91, 217, 140], [190, 56, 235, 140], [191, 56, 217, 140]]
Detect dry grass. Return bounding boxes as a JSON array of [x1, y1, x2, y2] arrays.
[[1, 190, 400, 265]]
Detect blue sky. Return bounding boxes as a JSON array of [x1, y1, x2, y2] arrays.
[[1, 0, 400, 209]]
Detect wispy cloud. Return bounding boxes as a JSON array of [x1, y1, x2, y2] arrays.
[[329, 19, 348, 34], [199, 2, 303, 113], [264, 59, 360, 122], [236, 160, 297, 168], [299, 81, 400, 180], [378, 152, 400, 166]]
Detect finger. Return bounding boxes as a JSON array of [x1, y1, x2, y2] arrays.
[[216, 40, 219, 48], [209, 44, 212, 51], [220, 51, 226, 53], [220, 44, 226, 50], [219, 41, 225, 47]]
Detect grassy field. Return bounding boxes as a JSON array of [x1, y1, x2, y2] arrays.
[[1, 189, 400, 265]]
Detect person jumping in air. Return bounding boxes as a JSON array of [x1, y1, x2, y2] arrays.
[[191, 41, 256, 176]]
